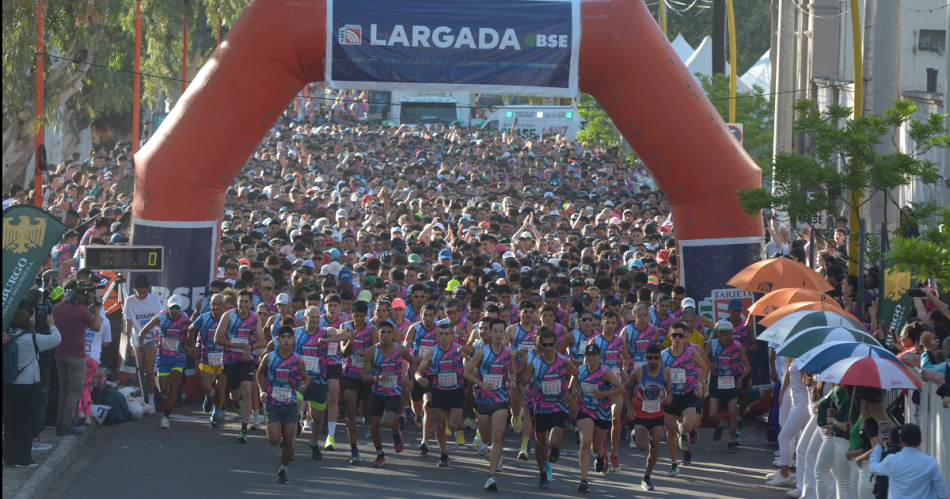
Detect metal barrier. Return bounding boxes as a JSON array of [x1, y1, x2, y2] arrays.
[[903, 368, 949, 481]]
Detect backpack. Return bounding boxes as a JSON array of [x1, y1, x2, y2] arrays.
[[96, 388, 132, 425], [2, 331, 33, 383]]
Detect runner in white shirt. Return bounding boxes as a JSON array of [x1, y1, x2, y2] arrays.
[[123, 275, 163, 411]]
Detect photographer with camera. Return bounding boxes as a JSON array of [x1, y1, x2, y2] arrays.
[[50, 278, 103, 436]]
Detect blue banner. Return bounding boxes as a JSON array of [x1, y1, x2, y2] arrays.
[[327, 0, 579, 96], [680, 238, 770, 386], [130, 221, 217, 315]]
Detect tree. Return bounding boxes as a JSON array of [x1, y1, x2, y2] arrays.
[[695, 73, 773, 173], [886, 206, 950, 289], [575, 93, 620, 151], [737, 99, 948, 276]]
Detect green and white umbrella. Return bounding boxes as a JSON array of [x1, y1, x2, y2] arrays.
[[757, 311, 864, 345], [775, 328, 881, 359]]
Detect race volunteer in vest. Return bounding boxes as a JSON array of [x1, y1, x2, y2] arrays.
[[319, 293, 349, 452], [623, 344, 672, 491], [559, 308, 600, 366], [591, 310, 628, 473], [361, 320, 416, 468], [706, 320, 751, 454], [123, 274, 162, 412], [293, 305, 351, 460], [340, 300, 377, 465], [190, 293, 227, 427], [506, 300, 536, 444], [570, 342, 624, 494], [464, 318, 515, 492], [214, 289, 266, 444], [404, 303, 439, 453], [520, 329, 579, 491], [138, 295, 191, 429], [662, 320, 710, 474], [413, 321, 466, 468], [257, 324, 309, 485]]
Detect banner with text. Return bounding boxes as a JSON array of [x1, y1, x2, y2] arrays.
[[878, 261, 912, 350], [2, 205, 67, 331], [326, 0, 580, 96]]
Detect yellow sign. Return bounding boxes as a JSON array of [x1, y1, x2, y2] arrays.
[[883, 267, 911, 302], [3, 215, 48, 254]]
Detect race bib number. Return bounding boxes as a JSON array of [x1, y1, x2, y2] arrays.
[[419, 346, 432, 358], [717, 376, 735, 390], [232, 336, 249, 345], [272, 386, 294, 403], [542, 380, 561, 396], [163, 337, 180, 352], [303, 356, 320, 374], [438, 372, 457, 388], [379, 375, 398, 389], [519, 341, 534, 351], [670, 368, 686, 384], [351, 354, 364, 369], [208, 352, 224, 366], [581, 382, 598, 395], [578, 340, 589, 356], [610, 367, 621, 378], [327, 341, 339, 357], [641, 399, 661, 413], [85, 331, 96, 352], [484, 374, 503, 390]]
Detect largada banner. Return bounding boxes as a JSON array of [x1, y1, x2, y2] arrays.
[[2, 205, 67, 331], [326, 0, 580, 96]]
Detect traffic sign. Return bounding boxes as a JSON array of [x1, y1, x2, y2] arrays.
[[795, 211, 829, 229], [726, 123, 743, 146]]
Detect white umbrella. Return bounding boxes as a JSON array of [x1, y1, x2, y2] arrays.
[[792, 341, 898, 374], [757, 310, 863, 344]]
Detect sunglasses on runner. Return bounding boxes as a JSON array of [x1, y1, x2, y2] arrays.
[[670, 333, 685, 339], [262, 286, 273, 291], [580, 317, 594, 323], [646, 355, 661, 360], [411, 294, 425, 299], [446, 309, 460, 315], [541, 342, 556, 348], [169, 305, 181, 311]]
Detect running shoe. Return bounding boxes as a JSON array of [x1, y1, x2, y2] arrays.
[[403, 407, 415, 425], [350, 451, 362, 465], [210, 416, 221, 428], [713, 422, 725, 441], [302, 419, 312, 432], [689, 429, 699, 444], [437, 454, 450, 467], [393, 430, 405, 453], [464, 417, 477, 430], [202, 393, 214, 413], [372, 454, 386, 468], [545, 461, 553, 482], [14, 462, 39, 468], [456, 430, 466, 446], [310, 439, 323, 460], [365, 427, 372, 438], [539, 474, 550, 490], [679, 429, 690, 451], [484, 477, 498, 492], [610, 454, 620, 471], [474, 431, 483, 448], [629, 436, 637, 448], [160, 416, 170, 429], [578, 480, 590, 494], [478, 443, 488, 456], [237, 430, 248, 443], [765, 474, 795, 486], [277, 470, 289, 484], [668, 462, 680, 477], [249, 421, 260, 431], [727, 443, 737, 454], [363, 416, 370, 427], [511, 411, 523, 433], [596, 455, 607, 475], [787, 488, 803, 497], [549, 447, 560, 463], [737, 420, 746, 437], [683, 451, 692, 465], [31, 440, 52, 451], [641, 476, 655, 491], [574, 431, 581, 444], [232, 400, 242, 414], [420, 440, 430, 455], [517, 447, 529, 461], [767, 471, 796, 480], [398, 413, 406, 429], [325, 435, 335, 451]]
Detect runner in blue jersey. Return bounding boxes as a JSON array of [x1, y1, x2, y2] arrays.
[[403, 304, 439, 454], [190, 293, 227, 426], [414, 322, 466, 467], [361, 320, 416, 468], [257, 325, 309, 484], [214, 290, 266, 443], [622, 343, 672, 491], [505, 300, 537, 455]]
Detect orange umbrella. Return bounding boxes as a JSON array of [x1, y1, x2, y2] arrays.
[[748, 288, 840, 317], [758, 300, 849, 327], [727, 258, 833, 294]]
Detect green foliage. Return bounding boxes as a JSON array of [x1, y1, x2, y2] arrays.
[[885, 206, 950, 288], [695, 73, 773, 173], [737, 100, 947, 226], [575, 93, 619, 150]]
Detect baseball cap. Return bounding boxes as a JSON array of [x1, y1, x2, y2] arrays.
[[716, 320, 733, 331], [502, 251, 517, 260], [682, 297, 696, 310], [357, 290, 373, 303], [584, 342, 602, 355], [329, 248, 341, 259], [728, 298, 744, 311], [657, 249, 670, 263], [167, 295, 184, 309], [392, 298, 406, 309], [275, 293, 292, 305], [408, 254, 423, 264], [439, 249, 453, 260], [446, 279, 461, 292], [338, 268, 353, 283]]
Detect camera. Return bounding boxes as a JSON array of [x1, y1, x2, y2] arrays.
[[908, 288, 926, 298], [67, 282, 107, 307]]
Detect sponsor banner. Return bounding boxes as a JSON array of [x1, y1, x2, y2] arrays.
[[327, 0, 580, 96], [681, 237, 770, 386], [2, 205, 68, 331], [878, 261, 912, 350]]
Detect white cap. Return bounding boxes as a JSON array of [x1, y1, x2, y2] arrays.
[[167, 295, 184, 309], [682, 297, 696, 310], [502, 251, 517, 260], [336, 208, 348, 219], [328, 261, 342, 276], [275, 293, 292, 305]]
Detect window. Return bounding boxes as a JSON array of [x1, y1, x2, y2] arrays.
[[919, 30, 946, 52]]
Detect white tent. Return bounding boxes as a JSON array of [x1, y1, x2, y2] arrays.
[[670, 33, 695, 64], [684, 36, 752, 93], [740, 50, 771, 96]]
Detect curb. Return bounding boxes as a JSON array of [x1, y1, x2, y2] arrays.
[[13, 422, 95, 499]]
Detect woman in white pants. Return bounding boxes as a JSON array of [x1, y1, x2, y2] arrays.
[[849, 389, 888, 499], [820, 385, 855, 499], [799, 380, 835, 499], [768, 359, 810, 487]]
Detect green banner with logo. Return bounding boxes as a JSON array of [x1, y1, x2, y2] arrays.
[[2, 205, 67, 331], [878, 260, 913, 349]]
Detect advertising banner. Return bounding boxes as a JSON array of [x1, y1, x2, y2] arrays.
[[680, 237, 768, 385], [2, 205, 68, 331], [878, 261, 912, 349], [326, 0, 580, 96]]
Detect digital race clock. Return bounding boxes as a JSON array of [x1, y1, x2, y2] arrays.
[[77, 245, 164, 272]]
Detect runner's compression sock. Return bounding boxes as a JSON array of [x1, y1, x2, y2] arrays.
[[328, 422, 337, 436], [242, 423, 248, 431], [522, 437, 529, 448], [164, 409, 171, 417]]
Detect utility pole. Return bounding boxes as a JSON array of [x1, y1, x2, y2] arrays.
[[865, 0, 901, 233], [770, 0, 779, 95], [772, 0, 796, 171], [712, 0, 726, 75]]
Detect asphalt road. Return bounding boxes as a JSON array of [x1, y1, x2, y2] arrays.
[[50, 406, 793, 499]]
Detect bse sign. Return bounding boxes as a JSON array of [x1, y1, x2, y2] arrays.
[[795, 211, 829, 229]]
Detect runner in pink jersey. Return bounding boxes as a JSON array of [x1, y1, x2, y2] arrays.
[[257, 325, 309, 484]]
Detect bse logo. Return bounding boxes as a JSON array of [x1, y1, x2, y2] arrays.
[[339, 24, 362, 45]]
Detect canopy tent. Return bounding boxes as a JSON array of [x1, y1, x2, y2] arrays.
[[670, 33, 695, 64], [684, 36, 752, 94], [740, 50, 771, 96]]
